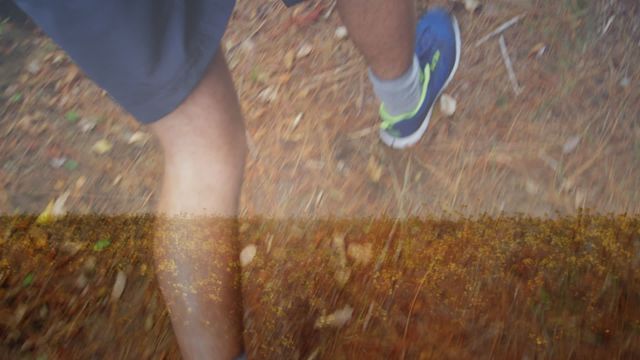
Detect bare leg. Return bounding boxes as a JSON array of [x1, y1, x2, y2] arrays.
[[337, 0, 416, 80], [150, 49, 246, 360]]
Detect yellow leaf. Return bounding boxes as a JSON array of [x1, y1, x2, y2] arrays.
[[36, 200, 55, 225], [92, 139, 113, 154]]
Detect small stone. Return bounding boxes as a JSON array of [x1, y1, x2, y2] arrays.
[[464, 0, 481, 12], [78, 117, 97, 133], [111, 270, 127, 301], [562, 135, 580, 154], [334, 26, 348, 40], [439, 94, 457, 116], [144, 313, 154, 331], [525, 179, 539, 195], [26, 60, 41, 74], [240, 245, 257, 267], [50, 157, 67, 169], [296, 43, 313, 59], [240, 38, 255, 53], [620, 76, 631, 88]]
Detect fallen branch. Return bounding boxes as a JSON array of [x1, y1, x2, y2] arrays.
[[475, 14, 525, 47]]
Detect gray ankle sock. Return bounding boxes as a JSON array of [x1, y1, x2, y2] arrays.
[[368, 55, 422, 117]]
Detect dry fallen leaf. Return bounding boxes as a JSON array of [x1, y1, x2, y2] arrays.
[[240, 244, 257, 267], [334, 268, 351, 287], [60, 241, 84, 255], [75, 176, 87, 190], [52, 190, 70, 216], [296, 43, 313, 59], [92, 139, 113, 154], [367, 156, 383, 183], [347, 243, 373, 265], [128, 131, 151, 145], [258, 86, 278, 103], [36, 191, 70, 224], [284, 49, 296, 71], [314, 305, 354, 328], [36, 201, 55, 225], [528, 42, 546, 58]]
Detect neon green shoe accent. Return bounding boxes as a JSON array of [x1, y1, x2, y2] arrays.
[[430, 50, 441, 72], [379, 65, 431, 131]]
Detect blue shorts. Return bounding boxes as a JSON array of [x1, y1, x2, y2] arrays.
[[15, 0, 305, 124]]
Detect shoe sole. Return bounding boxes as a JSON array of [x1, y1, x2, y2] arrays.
[[380, 14, 462, 149]]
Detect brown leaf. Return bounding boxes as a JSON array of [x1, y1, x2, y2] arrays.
[[367, 156, 383, 183]]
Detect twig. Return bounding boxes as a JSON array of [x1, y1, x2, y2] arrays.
[[373, 218, 398, 272], [499, 35, 522, 96], [323, 0, 337, 19], [245, 130, 258, 160], [348, 126, 376, 140], [362, 302, 374, 332], [400, 272, 428, 360], [226, 19, 268, 55], [475, 14, 525, 47], [601, 15, 615, 36]]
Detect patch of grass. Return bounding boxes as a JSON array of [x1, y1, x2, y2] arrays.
[[65, 110, 80, 122], [9, 92, 22, 103]]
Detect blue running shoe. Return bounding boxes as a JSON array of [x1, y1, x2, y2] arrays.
[[379, 8, 461, 149]]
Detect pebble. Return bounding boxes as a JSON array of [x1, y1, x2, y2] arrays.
[[144, 313, 154, 331], [620, 76, 631, 88], [334, 26, 348, 40], [440, 94, 457, 116], [562, 135, 580, 154], [49, 157, 67, 169], [78, 117, 97, 133], [111, 270, 127, 301], [464, 0, 481, 12], [26, 60, 41, 74], [240, 245, 257, 267]]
